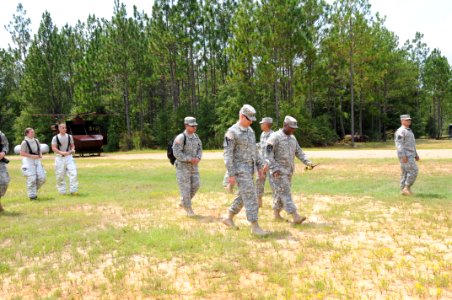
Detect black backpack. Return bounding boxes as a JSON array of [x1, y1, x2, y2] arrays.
[[167, 134, 186, 165]]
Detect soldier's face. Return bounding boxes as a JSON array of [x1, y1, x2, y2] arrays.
[[402, 119, 411, 127], [186, 125, 197, 134], [260, 123, 271, 132], [59, 125, 67, 134], [27, 129, 35, 138]]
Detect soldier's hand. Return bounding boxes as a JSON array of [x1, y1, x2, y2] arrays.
[[262, 164, 269, 173], [402, 156, 408, 163], [228, 176, 236, 185], [273, 170, 281, 179], [191, 158, 200, 164], [0, 152, 5, 160], [305, 164, 314, 171], [415, 155, 419, 161], [258, 169, 265, 179]]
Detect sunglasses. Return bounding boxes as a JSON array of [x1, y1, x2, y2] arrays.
[[244, 115, 253, 122]]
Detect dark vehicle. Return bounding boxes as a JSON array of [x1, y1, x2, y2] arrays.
[[50, 115, 107, 156]]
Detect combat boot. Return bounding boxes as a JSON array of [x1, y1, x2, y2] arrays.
[[251, 222, 269, 236], [184, 206, 195, 217], [292, 212, 307, 224], [258, 196, 263, 208], [401, 186, 412, 196], [273, 209, 284, 221], [222, 212, 238, 229]]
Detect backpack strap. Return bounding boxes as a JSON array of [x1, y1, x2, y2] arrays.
[[67, 135, 72, 152], [25, 140, 35, 155], [56, 135, 61, 150], [36, 139, 41, 155]]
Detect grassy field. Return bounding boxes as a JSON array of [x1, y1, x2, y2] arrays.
[[0, 153, 451, 299]]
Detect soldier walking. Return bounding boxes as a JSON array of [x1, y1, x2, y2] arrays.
[[263, 116, 314, 224], [222, 104, 268, 236], [255, 117, 275, 207], [172, 117, 202, 216], [51, 123, 78, 195], [395, 114, 419, 196], [19, 128, 46, 200], [0, 130, 10, 212]]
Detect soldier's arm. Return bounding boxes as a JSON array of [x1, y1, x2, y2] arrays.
[[295, 142, 312, 165], [172, 134, 191, 162], [0, 133, 9, 154], [197, 137, 202, 160], [223, 130, 236, 176], [70, 135, 76, 153], [264, 137, 279, 171], [395, 130, 407, 157]]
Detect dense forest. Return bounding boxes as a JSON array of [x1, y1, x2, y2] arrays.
[[0, 0, 451, 150]]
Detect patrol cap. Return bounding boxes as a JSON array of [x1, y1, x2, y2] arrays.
[[259, 117, 273, 124], [184, 116, 198, 126], [400, 114, 411, 120], [239, 104, 257, 121], [284, 115, 298, 129]]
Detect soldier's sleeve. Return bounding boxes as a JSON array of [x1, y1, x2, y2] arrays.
[[0, 133, 9, 154], [264, 135, 278, 170], [223, 129, 236, 176], [51, 136, 57, 145], [394, 130, 407, 157], [197, 136, 202, 160], [295, 141, 312, 165], [255, 143, 263, 170], [172, 134, 191, 162]]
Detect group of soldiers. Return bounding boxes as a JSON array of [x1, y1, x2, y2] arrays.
[[0, 124, 79, 211], [0, 108, 420, 232], [172, 104, 317, 236], [171, 105, 421, 236]]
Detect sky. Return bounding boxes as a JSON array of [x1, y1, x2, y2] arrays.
[[0, 0, 451, 63]]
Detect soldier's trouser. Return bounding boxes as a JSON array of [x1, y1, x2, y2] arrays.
[[255, 171, 275, 199], [176, 162, 200, 208], [21, 158, 46, 198], [272, 174, 297, 214], [228, 171, 259, 223], [55, 155, 78, 194], [399, 156, 418, 189], [0, 163, 10, 198]]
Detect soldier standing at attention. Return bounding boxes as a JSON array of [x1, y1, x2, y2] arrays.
[[172, 117, 202, 217], [0, 130, 10, 212], [395, 114, 419, 196], [222, 104, 268, 236], [20, 128, 46, 200], [255, 117, 275, 208], [263, 116, 314, 224], [51, 123, 79, 195]]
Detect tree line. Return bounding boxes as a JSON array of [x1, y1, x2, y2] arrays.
[[0, 0, 451, 151]]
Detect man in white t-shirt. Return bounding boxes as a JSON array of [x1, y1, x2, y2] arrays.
[[51, 123, 78, 195]]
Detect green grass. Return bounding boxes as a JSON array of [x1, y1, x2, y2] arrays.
[[0, 154, 451, 298]]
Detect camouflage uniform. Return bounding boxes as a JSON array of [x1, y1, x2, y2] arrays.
[[255, 128, 275, 198], [224, 122, 262, 222], [395, 124, 418, 189], [20, 137, 46, 199], [0, 131, 10, 201], [265, 127, 311, 214], [173, 128, 202, 209], [51, 134, 78, 194]]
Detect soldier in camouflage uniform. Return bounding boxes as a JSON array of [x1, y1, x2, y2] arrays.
[[51, 123, 78, 195], [394, 114, 419, 196], [263, 116, 314, 224], [20, 128, 46, 200], [0, 130, 10, 212], [172, 117, 203, 216], [222, 104, 269, 236], [255, 117, 275, 207]]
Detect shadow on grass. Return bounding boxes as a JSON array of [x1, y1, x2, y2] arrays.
[[252, 230, 292, 241], [33, 196, 56, 202], [415, 193, 446, 199], [191, 214, 222, 223], [0, 210, 23, 217], [301, 222, 335, 230]]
